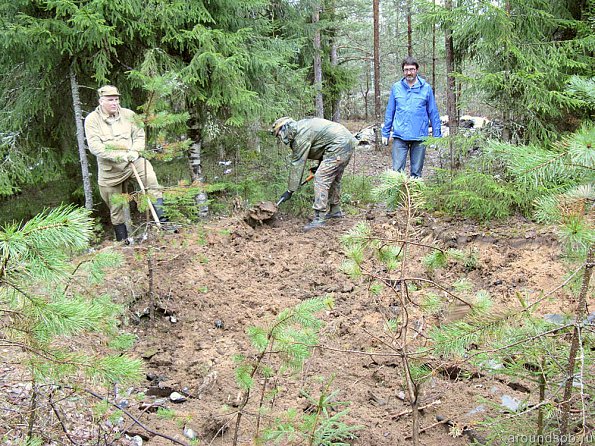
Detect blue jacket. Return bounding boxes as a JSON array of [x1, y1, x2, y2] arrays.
[[381, 76, 442, 141]]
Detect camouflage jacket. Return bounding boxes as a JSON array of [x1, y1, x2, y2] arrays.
[[287, 118, 356, 192]]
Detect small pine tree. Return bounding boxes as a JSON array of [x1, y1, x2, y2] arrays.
[[0, 205, 142, 442], [231, 297, 359, 446]]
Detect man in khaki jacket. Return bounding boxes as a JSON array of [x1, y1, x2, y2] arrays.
[[84, 85, 166, 241]]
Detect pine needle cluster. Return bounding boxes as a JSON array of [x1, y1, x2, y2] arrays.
[[262, 380, 361, 446], [372, 170, 426, 212], [0, 205, 142, 386]]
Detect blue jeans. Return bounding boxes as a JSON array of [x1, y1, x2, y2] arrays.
[[391, 138, 426, 178]]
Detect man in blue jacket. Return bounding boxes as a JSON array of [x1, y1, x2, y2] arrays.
[[381, 56, 442, 177]]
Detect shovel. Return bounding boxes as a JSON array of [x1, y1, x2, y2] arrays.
[[130, 162, 162, 229], [275, 170, 316, 206]]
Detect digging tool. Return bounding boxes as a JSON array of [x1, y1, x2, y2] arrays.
[[130, 161, 162, 229], [275, 169, 316, 206]]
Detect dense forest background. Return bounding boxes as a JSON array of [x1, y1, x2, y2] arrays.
[[0, 0, 593, 226]]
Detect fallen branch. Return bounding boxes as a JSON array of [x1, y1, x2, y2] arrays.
[[82, 388, 190, 446], [390, 399, 442, 420]]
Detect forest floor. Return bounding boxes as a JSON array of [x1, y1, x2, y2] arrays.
[[1, 122, 586, 446]]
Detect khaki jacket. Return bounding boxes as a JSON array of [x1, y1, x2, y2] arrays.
[[84, 106, 145, 187], [287, 118, 356, 192]]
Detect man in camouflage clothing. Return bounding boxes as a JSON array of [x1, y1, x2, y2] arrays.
[[271, 117, 356, 231]]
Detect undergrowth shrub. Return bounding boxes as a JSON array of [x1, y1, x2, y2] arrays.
[[424, 169, 526, 220]]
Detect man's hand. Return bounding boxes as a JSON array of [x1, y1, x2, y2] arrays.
[[126, 151, 139, 162], [277, 190, 293, 206], [381, 136, 389, 146]]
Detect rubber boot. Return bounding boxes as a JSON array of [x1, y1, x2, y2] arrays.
[[325, 204, 344, 219], [303, 211, 326, 232], [153, 198, 179, 232], [153, 198, 168, 223], [114, 223, 129, 244]]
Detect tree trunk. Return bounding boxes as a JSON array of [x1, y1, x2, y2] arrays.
[[432, 0, 436, 91], [502, 0, 512, 142], [407, 0, 413, 56], [312, 5, 324, 118], [373, 0, 381, 150], [330, 41, 340, 122], [559, 245, 594, 443], [188, 139, 209, 218], [69, 67, 93, 210], [444, 0, 457, 170], [328, 0, 340, 122]]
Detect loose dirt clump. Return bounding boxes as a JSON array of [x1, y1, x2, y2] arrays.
[[243, 200, 278, 228]]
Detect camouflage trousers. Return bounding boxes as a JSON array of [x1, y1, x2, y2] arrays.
[[312, 153, 352, 212]]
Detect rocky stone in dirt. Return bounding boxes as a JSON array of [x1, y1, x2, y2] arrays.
[[183, 426, 198, 440], [169, 391, 187, 403], [501, 394, 521, 412]]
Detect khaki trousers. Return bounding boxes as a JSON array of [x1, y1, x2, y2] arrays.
[[99, 159, 163, 225]]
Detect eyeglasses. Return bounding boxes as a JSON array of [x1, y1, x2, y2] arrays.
[[403, 68, 417, 73]]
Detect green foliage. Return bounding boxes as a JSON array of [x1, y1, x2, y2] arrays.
[[436, 0, 595, 142], [424, 168, 524, 221], [78, 250, 123, 285], [452, 277, 473, 293], [423, 249, 448, 271], [420, 292, 444, 316], [372, 170, 426, 211], [108, 333, 137, 351], [556, 214, 594, 259], [156, 407, 177, 420], [262, 380, 361, 445], [566, 75, 595, 115], [448, 248, 479, 271], [234, 298, 342, 442], [0, 205, 142, 387], [407, 363, 432, 384], [340, 174, 376, 210], [483, 122, 594, 256]]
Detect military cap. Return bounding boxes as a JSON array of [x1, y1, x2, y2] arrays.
[[98, 85, 121, 97]]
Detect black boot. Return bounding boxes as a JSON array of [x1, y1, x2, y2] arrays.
[[153, 198, 168, 223], [114, 223, 129, 242], [153, 198, 179, 232], [325, 204, 344, 219], [303, 211, 326, 231]]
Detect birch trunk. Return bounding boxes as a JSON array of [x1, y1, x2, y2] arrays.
[[69, 67, 93, 210], [188, 140, 209, 218]]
